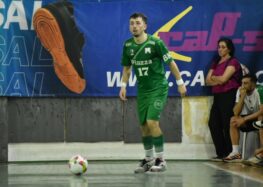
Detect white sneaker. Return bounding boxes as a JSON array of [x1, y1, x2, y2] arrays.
[[149, 158, 167, 172], [223, 152, 242, 163], [253, 120, 263, 129], [134, 158, 155, 173], [242, 156, 262, 166]]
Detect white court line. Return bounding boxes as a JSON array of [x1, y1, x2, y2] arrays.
[[204, 163, 263, 184]]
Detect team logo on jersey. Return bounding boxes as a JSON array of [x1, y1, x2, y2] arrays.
[[130, 49, 135, 56], [145, 47, 151, 54]]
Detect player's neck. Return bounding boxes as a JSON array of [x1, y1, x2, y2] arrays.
[[247, 87, 255, 95], [134, 33, 147, 44]]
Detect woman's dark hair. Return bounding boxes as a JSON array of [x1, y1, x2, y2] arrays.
[[213, 38, 235, 64], [218, 38, 235, 57]]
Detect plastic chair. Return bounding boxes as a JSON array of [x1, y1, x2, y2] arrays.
[[241, 131, 260, 160]]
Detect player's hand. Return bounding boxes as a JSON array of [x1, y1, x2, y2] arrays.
[[119, 87, 127, 101], [178, 84, 187, 97], [235, 116, 245, 127], [239, 87, 247, 99], [231, 116, 245, 127], [230, 116, 238, 127], [239, 86, 247, 98], [211, 75, 216, 81]]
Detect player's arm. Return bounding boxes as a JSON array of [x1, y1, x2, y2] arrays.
[[119, 66, 132, 101], [233, 87, 246, 116], [243, 105, 263, 122], [244, 90, 263, 121], [156, 39, 186, 96], [169, 61, 186, 96], [236, 105, 263, 127]]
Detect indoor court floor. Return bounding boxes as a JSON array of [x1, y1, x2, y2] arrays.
[[0, 161, 262, 187]]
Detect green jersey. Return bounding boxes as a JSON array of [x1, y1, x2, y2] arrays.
[[257, 85, 263, 104], [121, 35, 173, 94]]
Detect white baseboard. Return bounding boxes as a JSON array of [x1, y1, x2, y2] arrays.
[[8, 142, 215, 161]]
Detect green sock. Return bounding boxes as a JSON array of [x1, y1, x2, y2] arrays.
[[142, 136, 153, 150], [153, 135, 164, 153]]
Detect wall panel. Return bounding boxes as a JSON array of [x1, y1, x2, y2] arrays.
[[65, 98, 123, 142], [8, 98, 65, 143], [0, 98, 8, 162]]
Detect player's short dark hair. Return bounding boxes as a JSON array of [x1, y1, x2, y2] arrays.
[[130, 13, 147, 24], [242, 74, 258, 83]]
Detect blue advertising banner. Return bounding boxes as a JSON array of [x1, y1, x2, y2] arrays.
[[1, 0, 263, 96]]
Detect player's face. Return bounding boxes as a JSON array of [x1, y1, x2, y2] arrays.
[[241, 78, 255, 93], [129, 17, 147, 37], [218, 41, 230, 58]]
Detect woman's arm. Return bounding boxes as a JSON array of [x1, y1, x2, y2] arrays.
[[211, 65, 236, 85], [206, 69, 218, 86]]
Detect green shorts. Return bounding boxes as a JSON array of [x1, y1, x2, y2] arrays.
[[137, 88, 168, 125]]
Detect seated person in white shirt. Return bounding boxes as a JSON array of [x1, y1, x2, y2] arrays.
[[224, 74, 263, 162]]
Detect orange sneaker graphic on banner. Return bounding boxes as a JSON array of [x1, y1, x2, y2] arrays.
[[33, 1, 86, 94]]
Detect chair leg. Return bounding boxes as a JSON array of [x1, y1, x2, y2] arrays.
[[242, 132, 247, 160]]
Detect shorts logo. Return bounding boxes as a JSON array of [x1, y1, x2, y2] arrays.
[[154, 99, 163, 109]]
